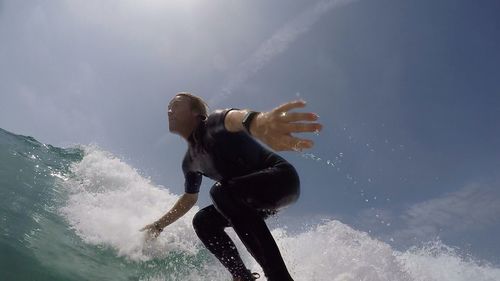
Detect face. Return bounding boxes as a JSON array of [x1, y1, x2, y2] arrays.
[[167, 95, 197, 135]]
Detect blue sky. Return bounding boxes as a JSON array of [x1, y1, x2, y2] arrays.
[[1, 0, 499, 264]]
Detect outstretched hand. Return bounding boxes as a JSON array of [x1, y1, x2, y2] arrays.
[[251, 99, 323, 152], [140, 222, 163, 240]]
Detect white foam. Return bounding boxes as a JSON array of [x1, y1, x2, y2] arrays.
[[60, 146, 500, 281], [269, 221, 412, 281], [397, 242, 500, 281], [60, 145, 201, 261]]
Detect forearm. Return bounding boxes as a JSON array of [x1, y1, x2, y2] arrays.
[[157, 196, 195, 228], [225, 109, 261, 135]]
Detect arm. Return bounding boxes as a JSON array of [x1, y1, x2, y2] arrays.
[[141, 193, 198, 237], [155, 192, 198, 228], [224, 100, 323, 152]]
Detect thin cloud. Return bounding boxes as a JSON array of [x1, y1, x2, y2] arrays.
[[352, 181, 500, 246], [209, 0, 357, 105], [395, 182, 500, 241]]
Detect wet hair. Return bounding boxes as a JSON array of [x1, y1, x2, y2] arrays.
[[174, 92, 209, 120]]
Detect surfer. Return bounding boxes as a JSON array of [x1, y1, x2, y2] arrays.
[[141, 92, 322, 281]]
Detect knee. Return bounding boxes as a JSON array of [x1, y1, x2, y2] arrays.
[[288, 164, 300, 188], [283, 164, 300, 195], [209, 182, 231, 204], [209, 182, 242, 218], [192, 209, 209, 233], [279, 164, 301, 205]]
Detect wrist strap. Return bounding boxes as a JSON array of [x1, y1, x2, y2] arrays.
[[154, 221, 163, 232], [242, 111, 260, 135]]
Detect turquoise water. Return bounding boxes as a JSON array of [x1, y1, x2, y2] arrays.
[[0, 128, 209, 281], [1, 127, 500, 281]]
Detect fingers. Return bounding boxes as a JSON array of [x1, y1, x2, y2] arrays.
[[273, 134, 314, 151], [140, 224, 154, 232], [141, 227, 161, 241], [274, 100, 306, 113], [281, 112, 319, 122], [294, 138, 314, 150], [285, 122, 323, 133], [260, 99, 322, 152]]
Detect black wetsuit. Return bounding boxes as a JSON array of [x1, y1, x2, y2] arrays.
[[185, 108, 300, 281]]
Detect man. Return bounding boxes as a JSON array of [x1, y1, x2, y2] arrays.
[[141, 92, 322, 281]]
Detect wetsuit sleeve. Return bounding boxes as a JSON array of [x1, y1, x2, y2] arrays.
[[182, 153, 202, 194], [184, 171, 202, 194], [206, 108, 240, 136]]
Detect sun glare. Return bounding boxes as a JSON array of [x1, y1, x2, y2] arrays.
[[135, 0, 198, 10]]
